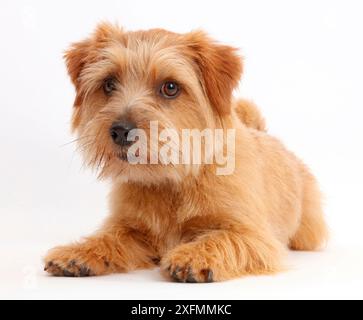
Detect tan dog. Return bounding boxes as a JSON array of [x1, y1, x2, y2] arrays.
[[44, 23, 328, 282]]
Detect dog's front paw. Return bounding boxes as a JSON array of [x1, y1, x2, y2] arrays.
[[161, 244, 220, 283], [44, 244, 110, 277]]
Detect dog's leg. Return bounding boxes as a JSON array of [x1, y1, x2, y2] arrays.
[[44, 228, 157, 277], [161, 226, 285, 282]]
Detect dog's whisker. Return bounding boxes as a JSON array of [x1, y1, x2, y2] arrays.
[[59, 135, 95, 148], [96, 148, 107, 171]]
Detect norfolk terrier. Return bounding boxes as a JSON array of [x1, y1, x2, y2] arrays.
[[44, 23, 328, 282]]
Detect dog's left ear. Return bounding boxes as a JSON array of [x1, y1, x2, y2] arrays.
[[184, 31, 243, 115]]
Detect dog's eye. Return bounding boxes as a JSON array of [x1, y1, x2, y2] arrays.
[[160, 81, 180, 99], [103, 77, 117, 96]]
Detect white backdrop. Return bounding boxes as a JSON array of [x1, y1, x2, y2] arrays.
[[1, 0, 363, 299]]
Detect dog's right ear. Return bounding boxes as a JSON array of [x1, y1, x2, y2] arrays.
[[64, 23, 124, 131], [64, 38, 95, 131], [64, 23, 123, 90], [64, 39, 93, 89]]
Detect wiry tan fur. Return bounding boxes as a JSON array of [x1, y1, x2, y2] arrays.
[[44, 23, 328, 282]]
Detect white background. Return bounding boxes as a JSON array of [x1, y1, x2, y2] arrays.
[[1, 0, 363, 299]]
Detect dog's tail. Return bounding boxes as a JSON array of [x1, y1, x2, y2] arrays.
[[234, 99, 266, 131]]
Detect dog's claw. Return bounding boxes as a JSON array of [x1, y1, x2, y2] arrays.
[[79, 265, 91, 277], [186, 268, 197, 283], [206, 269, 214, 283], [171, 266, 182, 282]]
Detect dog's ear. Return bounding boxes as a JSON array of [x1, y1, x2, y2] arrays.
[[184, 31, 243, 115], [64, 39, 93, 88], [64, 23, 123, 131], [64, 38, 95, 131], [64, 23, 123, 89]]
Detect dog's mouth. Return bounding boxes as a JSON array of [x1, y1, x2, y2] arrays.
[[115, 148, 129, 162], [115, 145, 140, 163], [118, 152, 128, 162]]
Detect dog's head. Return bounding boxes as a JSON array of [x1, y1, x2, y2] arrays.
[[65, 23, 242, 184]]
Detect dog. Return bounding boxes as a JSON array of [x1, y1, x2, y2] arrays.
[[44, 23, 328, 282]]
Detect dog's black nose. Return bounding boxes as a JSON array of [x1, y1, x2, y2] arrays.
[[110, 121, 136, 146]]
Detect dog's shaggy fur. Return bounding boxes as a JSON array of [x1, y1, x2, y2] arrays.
[[44, 23, 328, 282]]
